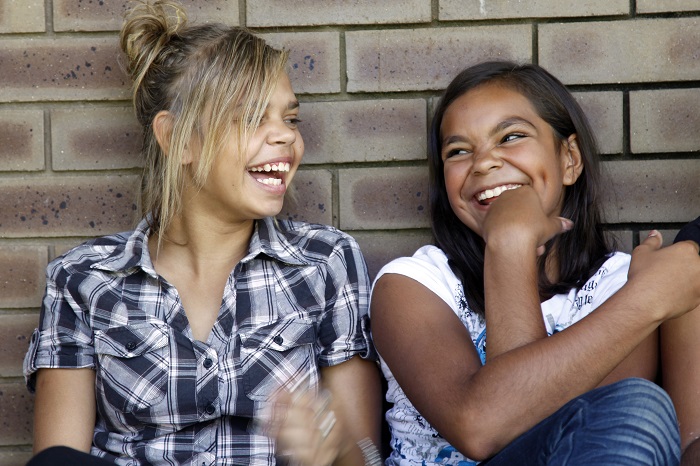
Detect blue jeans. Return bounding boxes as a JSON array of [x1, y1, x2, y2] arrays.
[[482, 378, 680, 466]]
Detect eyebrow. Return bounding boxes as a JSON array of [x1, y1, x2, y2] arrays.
[[442, 116, 536, 146]]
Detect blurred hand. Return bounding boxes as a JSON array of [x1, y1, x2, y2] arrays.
[[265, 388, 343, 466]]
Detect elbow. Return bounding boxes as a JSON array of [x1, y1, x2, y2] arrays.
[[445, 411, 513, 461]]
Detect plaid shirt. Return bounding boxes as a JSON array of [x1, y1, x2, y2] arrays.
[[24, 217, 374, 466]]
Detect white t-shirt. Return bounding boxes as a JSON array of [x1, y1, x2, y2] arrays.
[[371, 245, 630, 465]]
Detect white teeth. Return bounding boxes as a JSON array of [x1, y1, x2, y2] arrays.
[[248, 162, 290, 173], [477, 184, 522, 201], [256, 178, 282, 186]]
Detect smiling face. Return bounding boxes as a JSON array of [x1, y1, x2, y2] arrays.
[[189, 73, 304, 224], [440, 82, 581, 237]]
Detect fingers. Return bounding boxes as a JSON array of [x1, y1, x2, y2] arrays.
[[268, 389, 342, 466], [637, 229, 665, 252]]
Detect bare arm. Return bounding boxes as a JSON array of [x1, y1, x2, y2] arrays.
[[662, 304, 700, 463], [32, 368, 96, 454], [371, 234, 700, 461], [324, 356, 382, 466]]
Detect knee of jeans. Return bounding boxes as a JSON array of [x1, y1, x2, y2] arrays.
[[606, 378, 674, 408], [597, 378, 679, 433]]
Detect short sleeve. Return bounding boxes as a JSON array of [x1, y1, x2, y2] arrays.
[[23, 260, 96, 392], [371, 245, 461, 316], [316, 236, 375, 367]]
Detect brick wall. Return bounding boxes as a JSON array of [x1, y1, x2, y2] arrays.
[[1, 0, 699, 462]]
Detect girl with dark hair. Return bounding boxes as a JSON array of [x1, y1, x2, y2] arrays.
[[23, 1, 380, 465], [370, 61, 700, 465]]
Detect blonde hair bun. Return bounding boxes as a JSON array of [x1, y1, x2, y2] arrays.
[[120, 1, 187, 88]]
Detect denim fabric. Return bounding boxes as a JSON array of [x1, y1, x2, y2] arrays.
[[482, 378, 680, 466]]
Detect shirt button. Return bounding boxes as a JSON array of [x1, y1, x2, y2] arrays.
[[205, 404, 216, 415], [203, 358, 213, 369], [126, 341, 137, 351], [273, 335, 283, 345]]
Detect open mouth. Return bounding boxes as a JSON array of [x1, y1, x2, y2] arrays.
[[475, 184, 522, 205], [247, 162, 291, 186]]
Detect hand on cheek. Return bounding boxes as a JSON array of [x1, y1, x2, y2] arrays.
[[481, 186, 573, 255]]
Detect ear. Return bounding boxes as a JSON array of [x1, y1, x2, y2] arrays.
[[152, 110, 173, 156], [561, 134, 584, 186], [152, 111, 195, 165]]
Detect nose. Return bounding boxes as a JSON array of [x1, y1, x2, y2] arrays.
[[471, 146, 503, 175], [267, 119, 296, 146]]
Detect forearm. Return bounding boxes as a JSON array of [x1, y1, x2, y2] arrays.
[[484, 241, 547, 360], [439, 285, 663, 458]]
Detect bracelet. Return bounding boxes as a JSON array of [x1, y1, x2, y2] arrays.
[[357, 437, 382, 466]]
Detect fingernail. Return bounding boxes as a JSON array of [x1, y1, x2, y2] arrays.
[[560, 218, 574, 231], [648, 230, 659, 238]]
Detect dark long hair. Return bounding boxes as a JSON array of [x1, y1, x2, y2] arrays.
[[428, 61, 613, 317]]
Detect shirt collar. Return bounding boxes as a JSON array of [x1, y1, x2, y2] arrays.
[[92, 216, 309, 275], [245, 217, 310, 267], [91, 217, 158, 277]]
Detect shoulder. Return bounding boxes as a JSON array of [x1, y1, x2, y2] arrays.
[[275, 219, 363, 261], [376, 245, 450, 279], [372, 245, 462, 309], [46, 231, 133, 281]]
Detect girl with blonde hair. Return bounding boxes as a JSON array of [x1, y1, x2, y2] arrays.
[[24, 1, 380, 465]]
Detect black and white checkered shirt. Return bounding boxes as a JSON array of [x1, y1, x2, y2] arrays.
[[25, 217, 374, 465]]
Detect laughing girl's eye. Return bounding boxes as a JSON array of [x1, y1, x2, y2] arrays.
[[444, 148, 471, 160], [285, 117, 302, 129], [501, 133, 525, 143]]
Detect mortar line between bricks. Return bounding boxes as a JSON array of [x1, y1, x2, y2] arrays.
[[339, 31, 348, 95], [532, 23, 539, 64], [239, 0, 246, 27], [45, 0, 54, 34], [43, 109, 51, 174]]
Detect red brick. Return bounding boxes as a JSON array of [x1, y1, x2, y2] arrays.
[[300, 99, 427, 164], [0, 37, 129, 102], [540, 18, 700, 85], [573, 91, 623, 155], [601, 160, 700, 223], [0, 109, 44, 171], [53, 0, 239, 32], [637, 0, 699, 13], [248, 0, 430, 27], [0, 0, 45, 33], [51, 106, 143, 170], [351, 230, 432, 280], [263, 32, 341, 95], [339, 167, 429, 230], [279, 169, 333, 226], [0, 314, 39, 378], [630, 89, 700, 153], [346, 25, 532, 92], [0, 382, 33, 446], [440, 0, 628, 20], [0, 175, 140, 238], [0, 246, 47, 309]]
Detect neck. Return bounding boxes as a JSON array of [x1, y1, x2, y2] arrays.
[[149, 211, 255, 277]]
